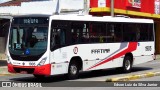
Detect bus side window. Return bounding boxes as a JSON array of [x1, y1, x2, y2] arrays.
[[89, 22, 105, 43], [60, 29, 66, 45], [55, 29, 61, 45], [139, 24, 150, 41], [71, 22, 84, 44], [71, 29, 77, 43], [148, 24, 154, 41], [82, 23, 89, 43], [123, 24, 136, 42], [51, 29, 54, 48], [136, 25, 140, 41], [51, 20, 68, 50], [106, 24, 114, 42], [113, 24, 123, 42]]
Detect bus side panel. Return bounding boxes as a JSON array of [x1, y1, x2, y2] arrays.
[[94, 57, 124, 70], [92, 43, 127, 70], [50, 49, 69, 75], [49, 41, 154, 75], [81, 43, 128, 71], [79, 43, 120, 71], [61, 43, 132, 71], [50, 63, 68, 75], [132, 42, 154, 65]]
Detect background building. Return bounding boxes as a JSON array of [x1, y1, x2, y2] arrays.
[[90, 0, 160, 54], [0, 0, 160, 60], [0, 0, 85, 59]]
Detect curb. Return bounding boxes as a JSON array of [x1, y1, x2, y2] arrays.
[[0, 73, 16, 76], [106, 72, 160, 82]]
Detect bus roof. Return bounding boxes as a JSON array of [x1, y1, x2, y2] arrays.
[[50, 15, 154, 23], [12, 14, 50, 18], [0, 15, 12, 19]]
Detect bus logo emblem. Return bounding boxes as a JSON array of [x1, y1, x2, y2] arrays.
[[25, 49, 30, 55], [22, 62, 25, 66], [73, 47, 78, 54]]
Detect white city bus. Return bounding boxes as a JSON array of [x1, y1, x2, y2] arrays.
[[6, 14, 155, 79]]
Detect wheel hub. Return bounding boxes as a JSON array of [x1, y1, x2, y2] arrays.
[[125, 60, 131, 70], [70, 65, 77, 75]]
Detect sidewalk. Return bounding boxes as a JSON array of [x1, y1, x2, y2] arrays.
[[0, 60, 15, 75], [0, 60, 9, 75], [0, 66, 11, 75], [156, 54, 160, 60], [0, 60, 7, 67]]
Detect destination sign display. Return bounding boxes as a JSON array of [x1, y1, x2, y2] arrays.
[[12, 17, 49, 25]]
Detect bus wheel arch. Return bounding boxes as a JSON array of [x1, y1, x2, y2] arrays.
[[122, 53, 133, 73], [68, 56, 83, 79]]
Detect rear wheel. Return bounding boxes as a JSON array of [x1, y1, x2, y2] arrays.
[[68, 61, 79, 80], [122, 56, 132, 73]]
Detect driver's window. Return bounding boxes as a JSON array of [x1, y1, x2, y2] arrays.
[[51, 29, 60, 49], [55, 29, 61, 45], [50, 20, 67, 50], [51, 28, 66, 50], [51, 29, 55, 47]]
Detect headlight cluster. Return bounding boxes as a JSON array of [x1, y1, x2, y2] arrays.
[[7, 55, 11, 64], [37, 57, 47, 66]]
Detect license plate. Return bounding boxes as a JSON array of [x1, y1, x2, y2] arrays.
[[20, 71, 28, 74]]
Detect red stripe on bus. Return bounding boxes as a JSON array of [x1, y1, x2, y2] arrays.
[[8, 64, 51, 76], [87, 42, 138, 70]]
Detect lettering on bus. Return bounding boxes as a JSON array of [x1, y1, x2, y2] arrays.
[[24, 19, 38, 24], [29, 62, 36, 66], [12, 17, 49, 25], [91, 49, 110, 54], [145, 46, 152, 51]]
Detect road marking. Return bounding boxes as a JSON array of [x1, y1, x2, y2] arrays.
[[106, 71, 160, 82], [0, 74, 16, 76]]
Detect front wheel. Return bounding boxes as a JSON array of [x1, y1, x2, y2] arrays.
[[122, 56, 132, 73], [68, 62, 79, 80]]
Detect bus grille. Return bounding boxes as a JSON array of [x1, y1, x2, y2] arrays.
[[13, 67, 35, 74]]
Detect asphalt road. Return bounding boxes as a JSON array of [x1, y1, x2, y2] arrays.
[[0, 60, 160, 90], [0, 77, 160, 90], [0, 60, 160, 84], [133, 75, 160, 81]]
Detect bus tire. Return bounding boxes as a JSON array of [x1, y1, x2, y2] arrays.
[[33, 74, 45, 78], [122, 56, 132, 73], [68, 61, 79, 80]]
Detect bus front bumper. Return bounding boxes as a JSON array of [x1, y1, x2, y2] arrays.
[[8, 64, 51, 76]]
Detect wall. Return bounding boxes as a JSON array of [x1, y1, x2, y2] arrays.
[[155, 21, 160, 54], [0, 37, 6, 60], [0, 37, 5, 53], [90, 0, 160, 54], [0, 0, 85, 15], [0, 1, 58, 15], [90, 0, 155, 14], [0, 19, 10, 60]]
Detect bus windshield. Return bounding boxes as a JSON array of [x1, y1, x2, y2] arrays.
[[9, 17, 49, 58]]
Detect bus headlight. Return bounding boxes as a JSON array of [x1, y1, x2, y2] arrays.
[[7, 55, 11, 64], [37, 57, 47, 66]]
